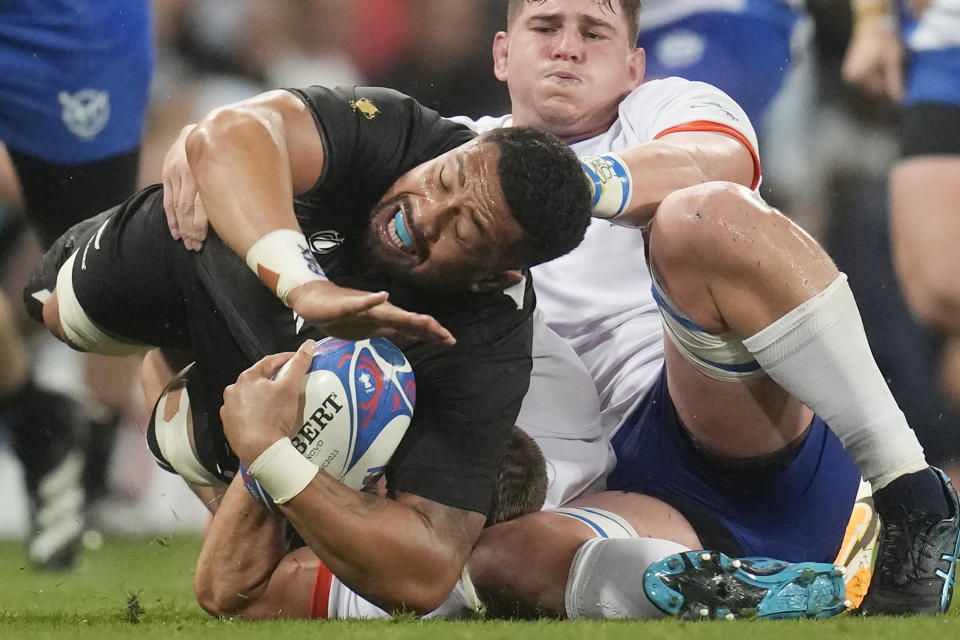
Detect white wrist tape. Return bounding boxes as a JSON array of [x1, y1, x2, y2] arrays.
[[245, 229, 327, 307], [580, 153, 633, 219], [247, 438, 319, 504]]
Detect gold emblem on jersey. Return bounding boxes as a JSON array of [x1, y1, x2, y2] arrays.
[[350, 98, 379, 120]]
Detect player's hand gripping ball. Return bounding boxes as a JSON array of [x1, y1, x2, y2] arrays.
[[240, 337, 415, 509]]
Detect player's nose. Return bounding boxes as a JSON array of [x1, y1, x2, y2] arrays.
[[417, 201, 457, 243], [551, 28, 584, 61]]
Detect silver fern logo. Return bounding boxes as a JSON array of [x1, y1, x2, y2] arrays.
[[58, 89, 110, 140], [309, 230, 345, 255]]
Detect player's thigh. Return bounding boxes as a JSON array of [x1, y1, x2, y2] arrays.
[[469, 509, 599, 613], [890, 155, 960, 326], [68, 189, 191, 348], [10, 149, 141, 247], [663, 338, 814, 460], [0, 291, 30, 393]]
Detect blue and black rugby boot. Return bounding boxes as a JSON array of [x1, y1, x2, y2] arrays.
[[859, 467, 960, 616], [644, 550, 850, 620]]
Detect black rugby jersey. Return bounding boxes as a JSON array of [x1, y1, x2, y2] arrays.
[[66, 87, 534, 515]]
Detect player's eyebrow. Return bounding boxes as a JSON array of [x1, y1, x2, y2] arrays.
[[457, 155, 466, 188], [580, 14, 615, 33]]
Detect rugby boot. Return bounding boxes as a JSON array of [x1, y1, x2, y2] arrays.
[[9, 384, 89, 571], [81, 409, 119, 508], [644, 550, 850, 620], [858, 467, 960, 616]]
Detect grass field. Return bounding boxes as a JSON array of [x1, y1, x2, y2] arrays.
[[1, 534, 958, 640]]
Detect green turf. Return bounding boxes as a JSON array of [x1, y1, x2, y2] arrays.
[[1, 535, 958, 639]]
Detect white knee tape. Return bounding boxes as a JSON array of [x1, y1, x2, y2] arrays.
[[56, 251, 150, 356], [153, 370, 221, 487], [651, 267, 763, 382]]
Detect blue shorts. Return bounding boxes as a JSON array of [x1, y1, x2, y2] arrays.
[[638, 2, 800, 126], [900, 7, 960, 107], [0, 1, 153, 163], [608, 367, 861, 563], [904, 48, 960, 107]]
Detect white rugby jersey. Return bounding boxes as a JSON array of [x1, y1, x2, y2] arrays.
[[458, 77, 759, 434], [905, 0, 960, 51]]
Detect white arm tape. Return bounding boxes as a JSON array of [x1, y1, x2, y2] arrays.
[[247, 438, 319, 504], [245, 229, 327, 307], [580, 153, 633, 219]]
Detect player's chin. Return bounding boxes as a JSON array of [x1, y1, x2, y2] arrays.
[[375, 258, 464, 292], [366, 240, 417, 277]]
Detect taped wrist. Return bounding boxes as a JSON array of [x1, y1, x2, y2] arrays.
[[245, 229, 327, 307], [851, 0, 895, 30], [247, 438, 319, 504], [580, 153, 632, 219]]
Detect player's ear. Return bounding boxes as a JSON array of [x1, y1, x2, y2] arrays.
[[493, 31, 510, 81], [470, 269, 523, 293], [628, 46, 646, 87]]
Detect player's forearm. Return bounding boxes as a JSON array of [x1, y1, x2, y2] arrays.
[[584, 131, 755, 228], [194, 476, 289, 617], [280, 471, 484, 614]]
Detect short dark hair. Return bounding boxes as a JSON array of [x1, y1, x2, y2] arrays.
[[483, 126, 591, 268], [506, 0, 642, 45], [487, 426, 548, 526]]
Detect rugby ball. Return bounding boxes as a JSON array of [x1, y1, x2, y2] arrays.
[[241, 337, 415, 507]]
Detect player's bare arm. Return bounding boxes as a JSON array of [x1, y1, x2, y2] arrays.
[[194, 473, 318, 619], [585, 130, 755, 228], [220, 342, 483, 613], [841, 0, 904, 101], [284, 482, 483, 614], [184, 90, 323, 252]]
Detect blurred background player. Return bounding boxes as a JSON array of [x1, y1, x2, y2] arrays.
[[637, 0, 805, 128], [842, 0, 960, 489], [0, 1, 153, 569]]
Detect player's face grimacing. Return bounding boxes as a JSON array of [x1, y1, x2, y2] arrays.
[[364, 139, 525, 291], [494, 0, 643, 142]]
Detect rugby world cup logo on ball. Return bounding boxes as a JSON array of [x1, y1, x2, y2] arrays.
[[242, 337, 415, 507]]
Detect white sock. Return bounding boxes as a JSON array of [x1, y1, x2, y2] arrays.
[[742, 274, 927, 490], [325, 572, 482, 620], [564, 537, 691, 619], [326, 576, 390, 619]]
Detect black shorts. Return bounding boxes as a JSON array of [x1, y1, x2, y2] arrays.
[[900, 103, 960, 158], [31, 184, 307, 478]]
